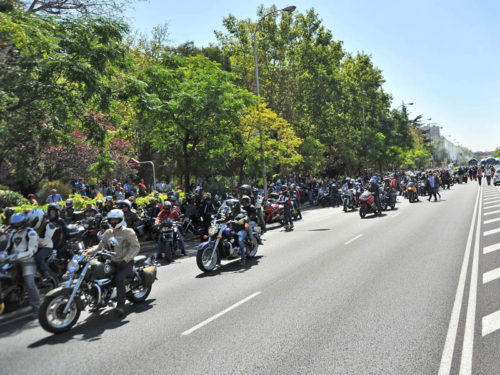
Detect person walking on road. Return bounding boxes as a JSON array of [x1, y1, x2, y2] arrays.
[[427, 173, 438, 202], [477, 167, 483, 186], [486, 166, 492, 185]]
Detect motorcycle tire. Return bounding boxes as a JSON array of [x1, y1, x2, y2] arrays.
[[127, 282, 152, 304], [359, 206, 367, 218], [383, 203, 388, 211], [391, 205, 395, 210], [321, 199, 328, 208], [196, 245, 218, 272], [247, 238, 259, 258], [343, 202, 348, 212], [39, 290, 81, 334]]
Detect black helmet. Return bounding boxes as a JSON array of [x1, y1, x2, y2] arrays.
[[47, 204, 60, 218]]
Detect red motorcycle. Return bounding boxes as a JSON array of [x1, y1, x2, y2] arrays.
[[358, 191, 380, 218], [264, 192, 284, 224]]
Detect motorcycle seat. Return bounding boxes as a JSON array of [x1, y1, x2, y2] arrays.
[[133, 255, 147, 266]]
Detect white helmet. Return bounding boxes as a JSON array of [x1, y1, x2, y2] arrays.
[[107, 209, 125, 229], [27, 209, 45, 230]]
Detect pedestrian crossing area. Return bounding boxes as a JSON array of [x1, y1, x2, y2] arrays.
[[479, 185, 500, 339]]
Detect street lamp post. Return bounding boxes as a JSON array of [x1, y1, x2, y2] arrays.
[[252, 5, 296, 200]]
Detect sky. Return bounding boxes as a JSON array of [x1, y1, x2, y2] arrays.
[[125, 0, 500, 153]]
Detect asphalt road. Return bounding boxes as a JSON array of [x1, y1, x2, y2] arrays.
[[1, 180, 498, 375]]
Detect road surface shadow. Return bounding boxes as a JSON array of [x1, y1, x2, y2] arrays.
[[195, 256, 263, 278], [26, 299, 156, 348], [308, 228, 331, 232]]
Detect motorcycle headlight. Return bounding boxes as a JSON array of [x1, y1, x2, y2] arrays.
[[67, 256, 80, 273], [208, 226, 217, 237]]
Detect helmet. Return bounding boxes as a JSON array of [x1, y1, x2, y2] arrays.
[[96, 199, 103, 205], [290, 184, 296, 190], [3, 207, 14, 218], [66, 198, 73, 207], [10, 213, 28, 229], [27, 209, 45, 230], [239, 184, 252, 195], [105, 196, 113, 202], [47, 204, 60, 218], [350, 178, 356, 184], [370, 177, 377, 183], [107, 209, 125, 229], [240, 195, 251, 207], [163, 200, 172, 209], [117, 200, 131, 210]]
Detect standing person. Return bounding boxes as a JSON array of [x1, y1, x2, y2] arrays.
[[27, 194, 38, 205], [433, 172, 441, 200], [427, 173, 438, 201], [279, 186, 293, 230], [201, 193, 215, 235], [477, 166, 483, 186], [46, 189, 62, 204], [29, 209, 58, 281], [0, 213, 41, 317], [486, 166, 492, 185], [47, 204, 68, 258]]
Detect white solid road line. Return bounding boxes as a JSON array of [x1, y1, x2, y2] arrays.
[[484, 204, 500, 210], [484, 209, 500, 216], [482, 310, 500, 337], [484, 228, 500, 236], [438, 188, 481, 375], [483, 242, 500, 255], [181, 292, 262, 336], [484, 217, 500, 225], [483, 267, 500, 284], [344, 234, 363, 245], [460, 187, 482, 375]]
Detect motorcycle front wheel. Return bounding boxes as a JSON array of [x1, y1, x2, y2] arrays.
[[39, 290, 81, 334], [359, 206, 367, 218], [196, 245, 218, 272]]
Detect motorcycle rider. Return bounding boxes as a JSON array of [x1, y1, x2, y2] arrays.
[[103, 196, 115, 215], [117, 200, 142, 229], [47, 204, 68, 257], [279, 186, 293, 230], [95, 199, 104, 214], [0, 212, 41, 317], [87, 209, 140, 316], [368, 177, 382, 213], [29, 209, 58, 281], [155, 201, 186, 257], [61, 198, 75, 224], [241, 195, 263, 245], [232, 212, 248, 265], [290, 184, 302, 219]]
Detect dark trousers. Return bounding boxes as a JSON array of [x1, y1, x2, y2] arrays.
[[113, 261, 133, 306]]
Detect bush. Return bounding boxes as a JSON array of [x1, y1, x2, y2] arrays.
[[40, 180, 73, 204], [0, 190, 29, 209], [0, 184, 10, 191]]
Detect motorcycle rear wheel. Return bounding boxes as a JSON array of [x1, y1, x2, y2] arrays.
[[196, 245, 218, 272], [39, 290, 81, 334], [127, 279, 152, 304]]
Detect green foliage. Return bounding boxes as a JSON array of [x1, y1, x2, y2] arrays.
[[0, 190, 28, 208]]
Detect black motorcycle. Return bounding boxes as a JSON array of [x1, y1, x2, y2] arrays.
[[196, 216, 260, 272], [39, 249, 157, 334], [155, 219, 181, 262], [0, 260, 57, 315]]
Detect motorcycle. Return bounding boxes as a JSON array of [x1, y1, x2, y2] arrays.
[[196, 216, 260, 272], [381, 187, 397, 210], [406, 182, 418, 203], [358, 191, 380, 218], [315, 190, 330, 207], [263, 193, 284, 224], [0, 260, 57, 315], [342, 186, 356, 212], [38, 249, 157, 334], [155, 219, 181, 262]]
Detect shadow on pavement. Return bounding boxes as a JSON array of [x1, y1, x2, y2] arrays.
[[308, 228, 331, 232], [26, 299, 156, 348], [195, 256, 263, 278]]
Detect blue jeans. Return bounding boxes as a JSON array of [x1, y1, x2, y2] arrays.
[[34, 247, 52, 277], [238, 230, 247, 260], [21, 261, 41, 309], [308, 190, 313, 204], [175, 228, 185, 253], [283, 204, 292, 227]]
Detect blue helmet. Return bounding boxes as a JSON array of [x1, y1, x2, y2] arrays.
[[370, 176, 378, 183]]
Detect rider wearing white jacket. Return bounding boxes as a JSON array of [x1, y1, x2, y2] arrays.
[[0, 212, 41, 315]]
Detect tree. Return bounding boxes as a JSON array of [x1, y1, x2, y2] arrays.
[[22, 0, 139, 17]]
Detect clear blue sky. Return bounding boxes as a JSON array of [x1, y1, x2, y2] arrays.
[[125, 0, 500, 153]]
